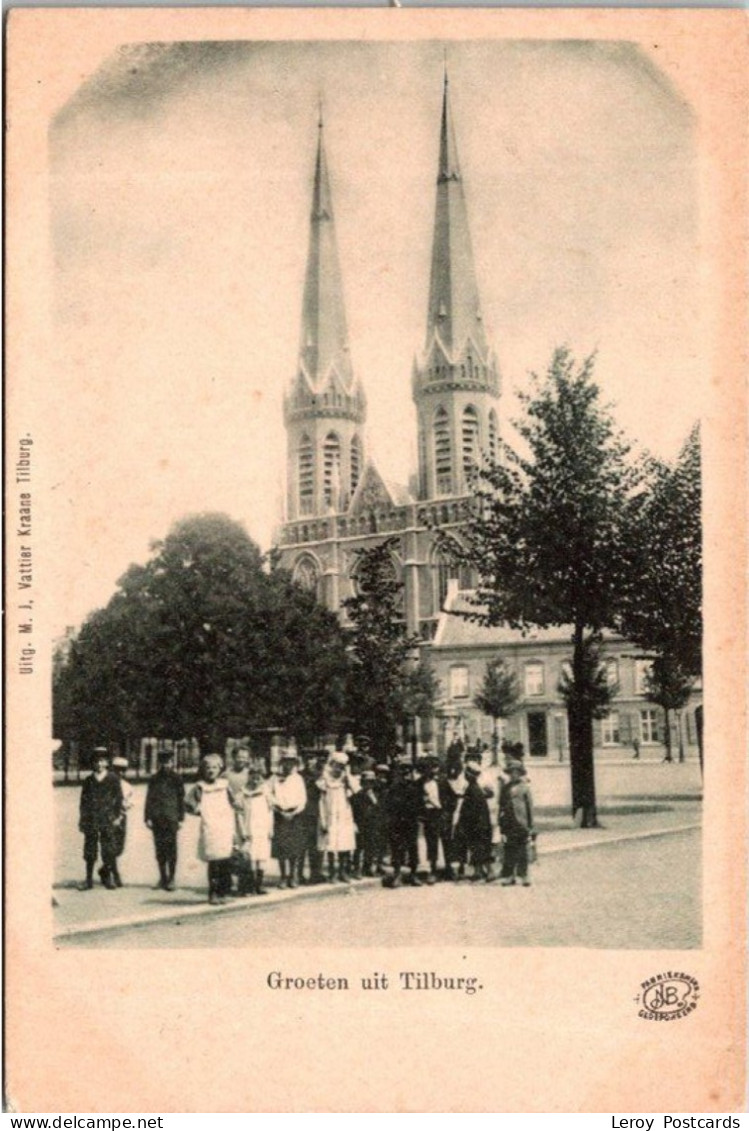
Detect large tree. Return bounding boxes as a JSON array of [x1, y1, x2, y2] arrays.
[[444, 347, 638, 826], [617, 424, 702, 678], [53, 513, 351, 757], [342, 537, 418, 760], [474, 658, 519, 762]]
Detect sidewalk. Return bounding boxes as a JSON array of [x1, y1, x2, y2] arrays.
[[54, 798, 701, 941]]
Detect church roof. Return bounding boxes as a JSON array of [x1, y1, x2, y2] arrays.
[[424, 72, 489, 365], [298, 114, 355, 390]]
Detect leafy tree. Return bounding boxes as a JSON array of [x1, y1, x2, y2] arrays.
[[474, 658, 519, 761], [617, 424, 702, 678], [342, 537, 418, 760], [643, 655, 694, 763], [398, 657, 442, 751], [52, 513, 351, 756], [443, 347, 638, 826]]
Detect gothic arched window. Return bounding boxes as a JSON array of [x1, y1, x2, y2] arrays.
[[432, 540, 474, 611], [434, 407, 452, 495], [462, 405, 480, 473], [323, 432, 341, 509], [298, 434, 313, 515], [293, 555, 321, 598], [350, 434, 362, 495], [488, 409, 498, 464]]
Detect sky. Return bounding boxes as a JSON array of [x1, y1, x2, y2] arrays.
[[48, 38, 700, 638]]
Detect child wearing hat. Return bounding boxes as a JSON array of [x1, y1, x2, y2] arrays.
[[78, 749, 123, 891], [317, 752, 357, 883], [499, 759, 536, 886], [186, 754, 239, 905], [144, 748, 186, 891], [351, 768, 386, 877]]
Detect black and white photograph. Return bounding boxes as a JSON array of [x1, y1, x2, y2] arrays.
[[6, 8, 745, 1114]]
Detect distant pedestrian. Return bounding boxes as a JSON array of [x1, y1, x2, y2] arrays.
[[144, 749, 186, 891], [78, 749, 123, 891], [111, 756, 133, 886], [186, 754, 238, 905], [225, 746, 252, 893], [499, 759, 535, 887]]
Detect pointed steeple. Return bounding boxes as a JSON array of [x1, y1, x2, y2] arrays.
[[425, 70, 488, 361], [298, 111, 353, 388]]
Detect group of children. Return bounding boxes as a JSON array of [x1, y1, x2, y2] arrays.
[[78, 743, 537, 904]]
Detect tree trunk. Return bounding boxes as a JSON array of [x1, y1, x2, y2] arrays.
[[662, 709, 673, 763], [492, 717, 499, 765], [568, 624, 599, 828]]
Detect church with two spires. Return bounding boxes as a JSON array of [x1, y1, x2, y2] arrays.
[[276, 74, 496, 642]]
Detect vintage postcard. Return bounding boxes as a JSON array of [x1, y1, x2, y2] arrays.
[[5, 7, 747, 1113]]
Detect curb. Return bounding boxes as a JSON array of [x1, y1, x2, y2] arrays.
[[54, 822, 701, 942]]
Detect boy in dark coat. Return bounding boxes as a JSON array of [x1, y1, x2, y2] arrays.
[[419, 756, 443, 884], [79, 750, 123, 891], [456, 756, 494, 882], [351, 769, 387, 876], [384, 758, 422, 888], [499, 759, 535, 886], [144, 749, 186, 890]]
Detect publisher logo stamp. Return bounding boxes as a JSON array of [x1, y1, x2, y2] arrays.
[[636, 972, 700, 1020]]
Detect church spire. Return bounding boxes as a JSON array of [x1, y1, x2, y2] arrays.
[[425, 70, 488, 361], [298, 111, 353, 388]]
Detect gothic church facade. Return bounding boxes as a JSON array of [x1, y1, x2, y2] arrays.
[[276, 76, 497, 639]]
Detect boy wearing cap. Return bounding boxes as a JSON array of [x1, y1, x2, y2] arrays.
[[499, 759, 536, 886], [78, 749, 123, 891], [419, 756, 443, 884], [145, 749, 185, 891], [384, 757, 422, 888]]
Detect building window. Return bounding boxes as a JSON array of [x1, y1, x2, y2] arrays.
[[450, 666, 470, 700], [350, 434, 362, 495], [323, 432, 341, 509], [635, 659, 653, 695], [524, 662, 545, 697], [640, 708, 659, 744], [605, 658, 620, 688], [298, 434, 313, 515], [488, 409, 498, 464], [418, 428, 427, 497], [462, 406, 480, 473], [292, 555, 320, 596], [434, 407, 452, 495], [602, 711, 621, 745]]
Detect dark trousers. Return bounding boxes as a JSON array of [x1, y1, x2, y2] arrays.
[[390, 821, 419, 874], [501, 832, 529, 879], [83, 827, 117, 876], [151, 819, 179, 881], [422, 810, 442, 868], [207, 858, 233, 897]]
